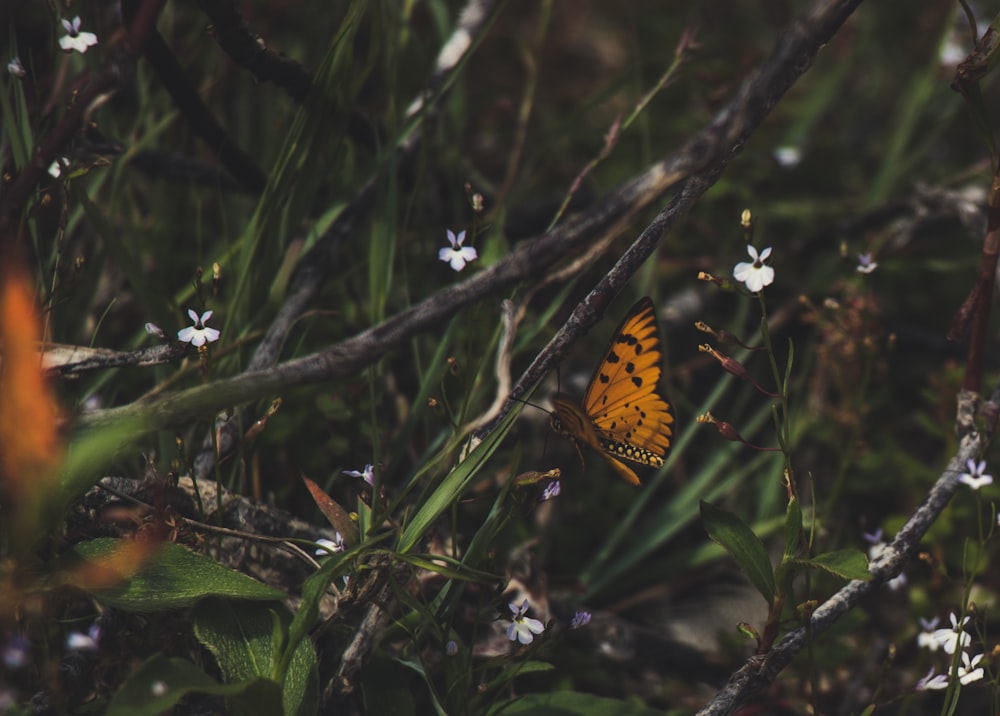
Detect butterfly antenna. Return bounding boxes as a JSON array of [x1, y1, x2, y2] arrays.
[[508, 395, 553, 417]]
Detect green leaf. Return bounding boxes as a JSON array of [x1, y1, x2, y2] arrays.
[[787, 548, 872, 582], [396, 402, 522, 554], [489, 691, 663, 716], [105, 653, 269, 716], [193, 599, 319, 716], [782, 497, 802, 560], [700, 501, 776, 604], [483, 660, 556, 693], [281, 547, 355, 677], [364, 655, 420, 716], [63, 539, 285, 610], [58, 419, 151, 508]]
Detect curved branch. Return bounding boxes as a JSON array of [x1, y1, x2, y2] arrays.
[[697, 390, 983, 715], [76, 0, 866, 450]]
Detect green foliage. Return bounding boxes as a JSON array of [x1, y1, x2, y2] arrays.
[[700, 500, 777, 605], [193, 599, 319, 716], [4, 1, 1000, 714], [105, 653, 273, 716], [63, 539, 285, 610]]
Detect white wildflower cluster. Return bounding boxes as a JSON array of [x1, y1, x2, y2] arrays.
[[915, 612, 985, 691]]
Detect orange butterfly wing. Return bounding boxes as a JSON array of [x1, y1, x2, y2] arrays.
[[552, 297, 674, 485]]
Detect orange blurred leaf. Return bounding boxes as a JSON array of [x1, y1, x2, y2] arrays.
[[0, 265, 62, 495], [302, 475, 358, 547]]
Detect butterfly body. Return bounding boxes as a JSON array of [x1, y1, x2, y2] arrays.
[[550, 297, 674, 485]]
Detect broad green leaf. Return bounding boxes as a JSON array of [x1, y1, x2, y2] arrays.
[[787, 548, 872, 582], [63, 538, 285, 610], [193, 598, 318, 716], [700, 501, 776, 604], [105, 653, 271, 716]]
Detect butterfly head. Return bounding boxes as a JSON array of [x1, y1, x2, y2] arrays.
[[549, 394, 595, 443]]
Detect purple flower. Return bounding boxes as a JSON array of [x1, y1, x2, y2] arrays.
[[343, 463, 375, 486], [540, 480, 561, 501]]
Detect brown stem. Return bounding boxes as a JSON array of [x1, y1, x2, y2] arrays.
[[962, 170, 1000, 392]]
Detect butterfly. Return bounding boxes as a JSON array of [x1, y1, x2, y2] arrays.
[[550, 297, 674, 485]]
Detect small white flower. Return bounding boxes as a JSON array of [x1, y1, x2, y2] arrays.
[[506, 599, 544, 645], [150, 680, 168, 697], [915, 667, 949, 691], [940, 37, 966, 68], [145, 322, 166, 339], [856, 253, 878, 274], [177, 309, 220, 347], [65, 623, 100, 652], [343, 464, 374, 486], [59, 17, 99, 54], [863, 528, 888, 561], [931, 612, 972, 655], [917, 616, 941, 651], [315, 534, 344, 557], [540, 480, 561, 501], [773, 146, 802, 168], [6, 57, 25, 78], [959, 458, 993, 490], [733, 245, 774, 292], [958, 651, 986, 685], [438, 229, 477, 272], [48, 157, 69, 178]]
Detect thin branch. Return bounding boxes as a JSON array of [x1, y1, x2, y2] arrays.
[[76, 0, 866, 451], [696, 390, 983, 715], [477, 0, 867, 438], [189, 0, 504, 480], [44, 343, 185, 379]]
